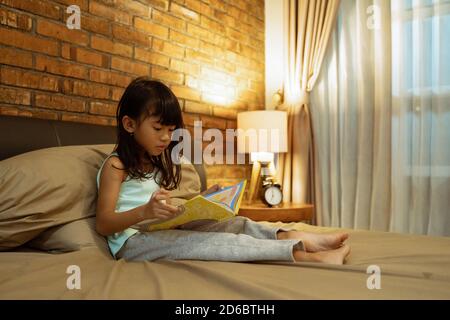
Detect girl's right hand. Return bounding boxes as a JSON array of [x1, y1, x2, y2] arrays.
[[143, 189, 181, 221]]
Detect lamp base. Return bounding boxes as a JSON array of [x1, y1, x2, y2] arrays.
[[247, 161, 277, 204], [247, 161, 262, 203]]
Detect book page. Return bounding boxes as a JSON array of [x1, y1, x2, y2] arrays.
[[204, 180, 247, 213], [145, 180, 247, 231], [146, 196, 234, 231]]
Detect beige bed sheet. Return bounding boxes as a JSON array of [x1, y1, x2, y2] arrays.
[[0, 222, 449, 299]]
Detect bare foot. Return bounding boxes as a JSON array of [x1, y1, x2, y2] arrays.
[[278, 230, 349, 252], [294, 244, 351, 265]]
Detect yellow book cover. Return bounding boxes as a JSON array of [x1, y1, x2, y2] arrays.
[[146, 180, 247, 231]]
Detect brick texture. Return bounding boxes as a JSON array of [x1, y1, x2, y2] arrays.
[[0, 0, 264, 186]]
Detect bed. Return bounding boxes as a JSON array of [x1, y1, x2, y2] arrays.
[[0, 115, 449, 300]]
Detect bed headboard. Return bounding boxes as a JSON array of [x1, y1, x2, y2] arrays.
[[0, 115, 207, 191], [0, 115, 116, 161]]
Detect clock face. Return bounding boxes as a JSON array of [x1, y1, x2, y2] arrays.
[[264, 185, 282, 206]]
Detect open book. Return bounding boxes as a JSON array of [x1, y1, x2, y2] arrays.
[[145, 180, 247, 231]]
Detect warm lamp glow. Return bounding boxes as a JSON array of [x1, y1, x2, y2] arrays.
[[199, 69, 236, 106], [202, 93, 233, 106]]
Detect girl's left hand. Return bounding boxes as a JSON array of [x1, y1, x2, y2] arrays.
[[200, 184, 222, 196]]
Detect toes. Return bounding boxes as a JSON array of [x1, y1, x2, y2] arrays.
[[342, 245, 351, 257], [340, 233, 349, 243]]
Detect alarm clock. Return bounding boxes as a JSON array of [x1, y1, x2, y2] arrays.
[[262, 182, 283, 207]]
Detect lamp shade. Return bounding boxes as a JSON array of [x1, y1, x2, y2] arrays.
[[237, 110, 288, 154]]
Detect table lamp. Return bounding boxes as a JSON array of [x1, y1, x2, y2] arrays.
[[237, 110, 288, 205]]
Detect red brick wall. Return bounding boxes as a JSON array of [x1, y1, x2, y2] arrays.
[[0, 0, 264, 189]]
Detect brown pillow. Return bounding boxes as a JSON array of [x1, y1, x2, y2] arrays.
[[1, 143, 204, 251], [168, 156, 202, 204], [29, 158, 202, 252], [0, 144, 115, 250], [27, 217, 109, 254]]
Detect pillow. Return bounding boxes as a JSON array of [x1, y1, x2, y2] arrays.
[[168, 156, 202, 204], [29, 155, 202, 251], [0, 144, 115, 250], [0, 143, 204, 251], [27, 217, 109, 254]]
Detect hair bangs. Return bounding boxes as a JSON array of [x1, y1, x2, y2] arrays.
[[138, 83, 182, 129]]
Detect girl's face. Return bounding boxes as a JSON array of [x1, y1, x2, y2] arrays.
[[130, 115, 176, 157]]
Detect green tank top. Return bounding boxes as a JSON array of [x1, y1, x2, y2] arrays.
[[96, 152, 161, 258]]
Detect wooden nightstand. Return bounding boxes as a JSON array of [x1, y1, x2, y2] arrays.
[[238, 202, 314, 223]]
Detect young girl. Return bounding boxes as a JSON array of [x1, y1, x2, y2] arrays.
[[96, 77, 351, 265]]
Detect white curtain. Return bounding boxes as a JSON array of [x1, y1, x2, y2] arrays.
[[276, 0, 340, 208], [311, 0, 450, 236]]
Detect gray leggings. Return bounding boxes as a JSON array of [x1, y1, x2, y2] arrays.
[[116, 217, 304, 262]]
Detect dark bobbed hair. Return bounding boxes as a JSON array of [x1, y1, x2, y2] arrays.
[[113, 77, 184, 190]]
